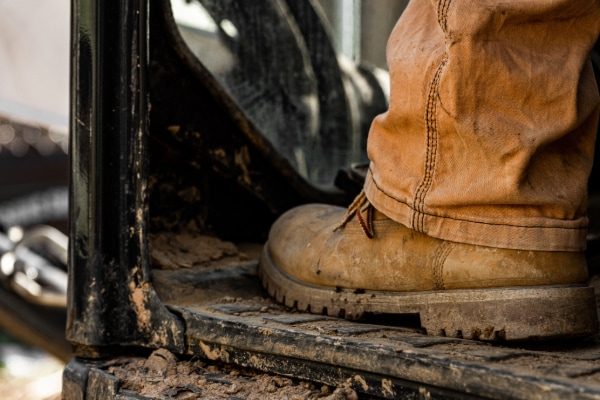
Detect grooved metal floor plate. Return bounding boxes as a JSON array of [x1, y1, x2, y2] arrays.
[[152, 259, 600, 399]]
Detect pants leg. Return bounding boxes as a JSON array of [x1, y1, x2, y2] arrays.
[[364, 0, 600, 251]]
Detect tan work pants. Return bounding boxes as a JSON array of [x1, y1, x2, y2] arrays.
[[364, 0, 600, 251]]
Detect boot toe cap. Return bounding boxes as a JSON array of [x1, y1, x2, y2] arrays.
[[266, 204, 345, 282]]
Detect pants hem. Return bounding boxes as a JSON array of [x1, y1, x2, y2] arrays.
[[364, 171, 587, 252]]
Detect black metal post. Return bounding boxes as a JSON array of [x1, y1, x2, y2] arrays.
[[67, 0, 183, 353]]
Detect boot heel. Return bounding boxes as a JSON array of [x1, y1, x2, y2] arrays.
[[416, 286, 598, 340]]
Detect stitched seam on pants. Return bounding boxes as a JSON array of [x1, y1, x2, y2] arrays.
[[411, 56, 447, 232], [412, 0, 452, 232], [437, 0, 451, 32], [368, 170, 587, 230], [432, 241, 452, 290]]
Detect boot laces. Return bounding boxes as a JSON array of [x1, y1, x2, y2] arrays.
[[334, 190, 375, 239]]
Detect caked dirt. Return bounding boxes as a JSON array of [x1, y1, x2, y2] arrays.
[[108, 348, 360, 399], [150, 232, 247, 270]]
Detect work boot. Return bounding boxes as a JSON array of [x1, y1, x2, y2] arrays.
[[259, 192, 598, 341]]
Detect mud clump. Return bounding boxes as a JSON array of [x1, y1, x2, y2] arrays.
[[108, 349, 360, 399], [144, 348, 178, 376], [150, 232, 245, 270]]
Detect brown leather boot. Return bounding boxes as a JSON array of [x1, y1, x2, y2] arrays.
[[259, 193, 598, 341]]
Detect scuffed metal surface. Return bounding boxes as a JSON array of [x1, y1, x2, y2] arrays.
[[67, 0, 184, 353]]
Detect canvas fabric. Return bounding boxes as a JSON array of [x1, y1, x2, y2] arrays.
[[364, 0, 600, 251]]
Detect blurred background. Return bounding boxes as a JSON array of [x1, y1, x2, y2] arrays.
[[318, 0, 408, 68], [0, 0, 405, 398], [0, 0, 69, 399]]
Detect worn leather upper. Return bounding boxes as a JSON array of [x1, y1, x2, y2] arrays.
[[267, 204, 588, 292]]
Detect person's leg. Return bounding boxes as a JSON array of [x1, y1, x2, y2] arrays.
[[259, 0, 600, 340], [365, 0, 600, 252]]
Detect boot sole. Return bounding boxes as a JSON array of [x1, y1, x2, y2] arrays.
[[259, 245, 599, 341]]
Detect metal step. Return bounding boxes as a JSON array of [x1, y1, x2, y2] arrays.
[[146, 254, 600, 400]]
